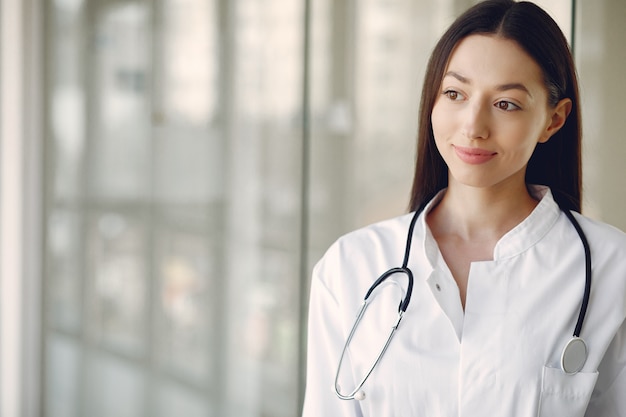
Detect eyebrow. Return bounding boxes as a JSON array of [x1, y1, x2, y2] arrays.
[[444, 71, 532, 97]]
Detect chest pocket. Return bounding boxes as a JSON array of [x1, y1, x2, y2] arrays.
[[537, 366, 598, 417]]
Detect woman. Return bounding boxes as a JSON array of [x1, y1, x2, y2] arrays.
[[302, 1, 626, 416]]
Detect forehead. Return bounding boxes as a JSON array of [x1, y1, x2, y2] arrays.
[[445, 34, 545, 88]]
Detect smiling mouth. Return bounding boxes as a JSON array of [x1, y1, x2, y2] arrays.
[[453, 145, 497, 164]]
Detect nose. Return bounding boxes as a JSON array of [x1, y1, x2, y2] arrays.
[[461, 101, 490, 140]]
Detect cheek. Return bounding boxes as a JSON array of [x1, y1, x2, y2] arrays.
[[504, 110, 552, 147], [504, 124, 545, 153]]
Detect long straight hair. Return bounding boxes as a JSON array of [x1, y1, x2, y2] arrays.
[[408, 0, 582, 213]]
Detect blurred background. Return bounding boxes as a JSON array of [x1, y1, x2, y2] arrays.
[[0, 0, 624, 416]]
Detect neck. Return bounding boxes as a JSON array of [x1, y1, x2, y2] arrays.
[[428, 179, 538, 242]]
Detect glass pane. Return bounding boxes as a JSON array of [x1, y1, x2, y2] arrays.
[[154, 0, 221, 204], [83, 351, 146, 417], [87, 2, 151, 201], [217, 0, 305, 414], [86, 211, 147, 356], [155, 223, 212, 382], [46, 208, 83, 332], [48, 0, 86, 202], [161, 0, 217, 124], [153, 125, 223, 204], [45, 334, 80, 417], [155, 379, 211, 417]]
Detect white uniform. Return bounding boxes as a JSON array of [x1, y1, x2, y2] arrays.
[[302, 186, 626, 417]]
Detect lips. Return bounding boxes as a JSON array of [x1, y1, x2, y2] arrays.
[[453, 145, 497, 164]]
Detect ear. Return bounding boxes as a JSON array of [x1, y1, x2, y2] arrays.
[[538, 98, 572, 143]]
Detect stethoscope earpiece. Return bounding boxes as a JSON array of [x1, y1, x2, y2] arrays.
[[354, 390, 366, 401], [333, 384, 366, 401]]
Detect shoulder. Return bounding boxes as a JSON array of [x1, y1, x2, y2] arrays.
[[568, 212, 626, 275], [312, 212, 417, 288], [335, 212, 416, 249], [571, 212, 626, 252], [537, 186, 626, 256], [317, 212, 416, 265]]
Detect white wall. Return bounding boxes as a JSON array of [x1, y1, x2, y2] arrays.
[[0, 0, 43, 416], [577, 0, 626, 230]]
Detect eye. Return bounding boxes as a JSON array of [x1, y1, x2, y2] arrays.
[[442, 89, 463, 101], [495, 100, 521, 111]]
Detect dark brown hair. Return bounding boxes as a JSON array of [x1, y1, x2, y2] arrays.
[[409, 0, 582, 213]]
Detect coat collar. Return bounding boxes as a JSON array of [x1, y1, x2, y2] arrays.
[[418, 185, 561, 267]]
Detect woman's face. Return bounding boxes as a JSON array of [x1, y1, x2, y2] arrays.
[[431, 34, 569, 191]]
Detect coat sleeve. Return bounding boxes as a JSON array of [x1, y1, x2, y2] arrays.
[[301, 258, 364, 417], [585, 317, 626, 417]]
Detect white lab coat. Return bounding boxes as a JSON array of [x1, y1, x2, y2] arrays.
[[302, 186, 626, 417]]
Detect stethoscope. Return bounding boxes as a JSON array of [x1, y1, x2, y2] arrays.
[[334, 199, 592, 401]]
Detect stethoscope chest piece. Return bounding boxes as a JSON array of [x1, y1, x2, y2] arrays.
[[560, 337, 588, 374]]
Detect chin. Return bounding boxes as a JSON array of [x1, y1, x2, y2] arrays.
[[448, 169, 495, 188], [449, 172, 526, 192], [447, 162, 528, 191]]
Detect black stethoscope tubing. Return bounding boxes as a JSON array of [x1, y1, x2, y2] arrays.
[[334, 195, 592, 400], [561, 208, 592, 338], [386, 199, 591, 337]]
